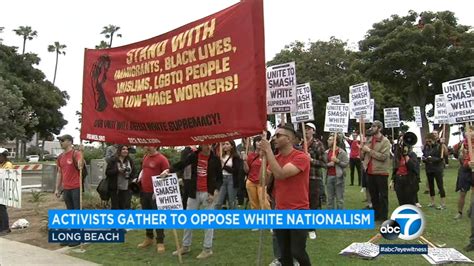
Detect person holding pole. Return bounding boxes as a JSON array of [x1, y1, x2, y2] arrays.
[[261, 124, 311, 266], [422, 133, 447, 210], [361, 121, 391, 221], [243, 136, 270, 210], [167, 144, 222, 259], [54, 134, 82, 247], [136, 146, 170, 253], [324, 134, 349, 210]]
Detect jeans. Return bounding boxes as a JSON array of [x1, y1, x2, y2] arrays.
[[326, 175, 344, 209], [110, 189, 131, 210], [63, 188, 80, 210], [140, 192, 164, 243], [367, 174, 388, 221], [0, 204, 9, 231], [246, 180, 270, 210], [183, 192, 216, 249], [275, 229, 311, 266], [349, 158, 361, 185], [216, 174, 237, 209]]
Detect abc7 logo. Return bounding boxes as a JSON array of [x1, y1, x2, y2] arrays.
[[379, 204, 425, 240]]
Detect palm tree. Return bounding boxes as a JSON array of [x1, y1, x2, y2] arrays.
[[101, 25, 122, 48], [0, 27, 4, 43], [13, 26, 38, 54], [47, 42, 67, 85]]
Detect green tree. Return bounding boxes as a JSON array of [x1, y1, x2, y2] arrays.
[[13, 26, 38, 54], [0, 27, 4, 43], [100, 25, 122, 48], [95, 40, 109, 49], [357, 10, 474, 143], [47, 42, 67, 85]]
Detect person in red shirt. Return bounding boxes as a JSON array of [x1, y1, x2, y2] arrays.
[[261, 124, 311, 266], [136, 146, 170, 254], [243, 136, 270, 210], [54, 134, 83, 247], [390, 134, 420, 206], [345, 131, 362, 186]]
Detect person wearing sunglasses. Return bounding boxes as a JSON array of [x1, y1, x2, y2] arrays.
[[260, 124, 311, 266]]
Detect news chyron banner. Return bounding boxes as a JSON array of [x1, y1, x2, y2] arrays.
[[442, 76, 474, 123], [81, 0, 266, 146]]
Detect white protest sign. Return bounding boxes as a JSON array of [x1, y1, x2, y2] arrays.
[[339, 242, 380, 259], [354, 99, 374, 123], [422, 248, 473, 265], [434, 94, 450, 125], [152, 173, 183, 210], [0, 169, 22, 208], [324, 103, 350, 133], [291, 83, 314, 123], [383, 107, 400, 128], [413, 106, 423, 128], [328, 95, 341, 103], [442, 76, 474, 123], [349, 82, 370, 117], [266, 62, 297, 114]]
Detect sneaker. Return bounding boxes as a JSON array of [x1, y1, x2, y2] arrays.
[[454, 213, 463, 220], [308, 231, 317, 240], [196, 248, 213, 259], [172, 246, 191, 255], [293, 259, 300, 266], [427, 203, 435, 208], [156, 243, 165, 253], [415, 203, 422, 208], [465, 244, 474, 252], [360, 188, 366, 193], [137, 237, 154, 248], [251, 228, 259, 231], [436, 205, 446, 210], [269, 258, 282, 266]]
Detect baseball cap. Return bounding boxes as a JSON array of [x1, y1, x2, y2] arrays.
[[305, 123, 316, 130], [0, 148, 8, 156], [372, 120, 383, 129], [57, 134, 74, 143]]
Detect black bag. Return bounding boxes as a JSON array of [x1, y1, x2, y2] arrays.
[[97, 178, 110, 201]]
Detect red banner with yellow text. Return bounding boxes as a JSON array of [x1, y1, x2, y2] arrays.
[[81, 0, 265, 146]]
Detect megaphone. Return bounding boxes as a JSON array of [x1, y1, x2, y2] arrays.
[[128, 178, 141, 196], [403, 132, 418, 146]]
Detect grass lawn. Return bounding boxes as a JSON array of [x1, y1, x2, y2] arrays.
[[71, 163, 473, 265]]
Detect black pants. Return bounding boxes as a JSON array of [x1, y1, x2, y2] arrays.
[[350, 158, 361, 185], [275, 229, 311, 266], [367, 174, 388, 221], [140, 192, 164, 243], [0, 204, 9, 232], [426, 171, 445, 198], [111, 190, 131, 210], [63, 188, 80, 210], [394, 175, 418, 206], [309, 179, 319, 210]]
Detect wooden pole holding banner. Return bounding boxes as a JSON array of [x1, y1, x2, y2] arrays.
[[245, 137, 251, 155], [257, 130, 268, 266], [173, 229, 183, 263], [79, 141, 85, 252], [391, 128, 395, 143], [332, 132, 338, 159], [301, 122, 308, 153], [440, 124, 446, 158], [280, 113, 285, 126]]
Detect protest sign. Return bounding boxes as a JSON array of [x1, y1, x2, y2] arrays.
[[353, 99, 374, 122], [291, 83, 314, 123], [383, 107, 400, 128], [152, 173, 183, 210], [434, 94, 450, 125], [81, 0, 266, 146], [324, 103, 350, 133], [422, 248, 473, 264], [339, 242, 379, 259], [328, 95, 341, 103], [0, 169, 22, 208], [349, 82, 370, 116], [267, 62, 297, 114], [442, 76, 474, 123], [414, 106, 423, 128]]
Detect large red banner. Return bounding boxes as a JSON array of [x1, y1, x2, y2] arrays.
[[81, 0, 266, 146]]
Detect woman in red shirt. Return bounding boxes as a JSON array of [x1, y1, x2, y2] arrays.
[[243, 136, 270, 210]]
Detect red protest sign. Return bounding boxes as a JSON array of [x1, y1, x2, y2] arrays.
[[81, 0, 265, 146]]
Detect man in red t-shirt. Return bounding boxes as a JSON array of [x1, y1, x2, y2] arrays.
[[137, 146, 170, 253], [261, 124, 311, 266]]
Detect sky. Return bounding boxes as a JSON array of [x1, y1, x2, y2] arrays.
[[1, 0, 473, 145]]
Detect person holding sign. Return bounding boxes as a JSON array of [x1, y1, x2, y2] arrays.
[[261, 124, 311, 266], [390, 133, 420, 206], [361, 121, 391, 221], [324, 134, 349, 210], [215, 140, 244, 210], [345, 131, 362, 186], [167, 144, 222, 259], [105, 145, 136, 210], [463, 127, 474, 252], [455, 128, 473, 220], [422, 133, 447, 210], [243, 136, 270, 210], [137, 146, 170, 253], [0, 148, 13, 236]]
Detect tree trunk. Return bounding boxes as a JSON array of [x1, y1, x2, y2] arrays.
[[22, 37, 26, 54], [109, 33, 114, 48], [53, 51, 58, 85], [41, 139, 46, 158], [420, 104, 430, 146], [15, 139, 19, 159]]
